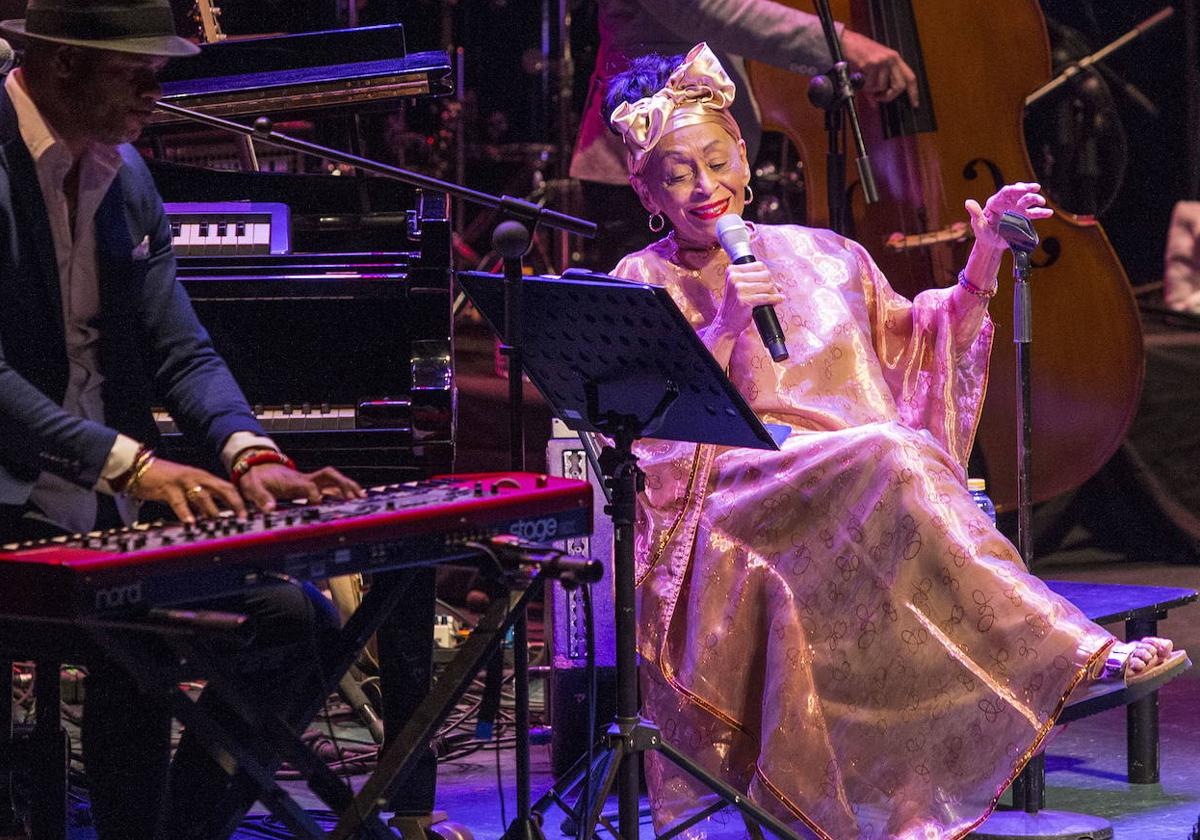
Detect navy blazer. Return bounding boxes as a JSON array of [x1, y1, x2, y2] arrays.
[[0, 87, 263, 502]]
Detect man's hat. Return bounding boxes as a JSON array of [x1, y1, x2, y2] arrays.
[[0, 0, 200, 57]]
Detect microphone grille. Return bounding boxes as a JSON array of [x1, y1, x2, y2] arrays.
[[715, 212, 751, 256]]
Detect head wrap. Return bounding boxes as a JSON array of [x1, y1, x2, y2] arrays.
[[609, 42, 742, 177]]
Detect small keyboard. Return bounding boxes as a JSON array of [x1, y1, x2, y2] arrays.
[[165, 202, 291, 256]]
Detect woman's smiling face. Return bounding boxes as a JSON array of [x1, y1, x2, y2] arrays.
[[633, 120, 750, 247]]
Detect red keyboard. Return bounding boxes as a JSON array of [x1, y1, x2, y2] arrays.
[[0, 473, 592, 617]]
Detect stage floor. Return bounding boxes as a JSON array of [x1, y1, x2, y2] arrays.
[[43, 562, 1200, 839], [247, 679, 1200, 840], [45, 677, 1200, 840]]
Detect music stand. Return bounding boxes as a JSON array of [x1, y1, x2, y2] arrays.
[[458, 269, 803, 840]]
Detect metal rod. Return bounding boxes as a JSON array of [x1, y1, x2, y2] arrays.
[[1126, 616, 1161, 783], [152, 100, 597, 238], [812, 0, 878, 205], [1025, 7, 1174, 107], [611, 433, 643, 839], [1013, 252, 1033, 568], [510, 612, 538, 833], [455, 46, 467, 234]]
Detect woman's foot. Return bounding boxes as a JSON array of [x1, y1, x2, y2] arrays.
[[1104, 637, 1189, 686]]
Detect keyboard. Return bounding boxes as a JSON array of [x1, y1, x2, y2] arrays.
[[0, 473, 592, 617], [166, 201, 291, 256]]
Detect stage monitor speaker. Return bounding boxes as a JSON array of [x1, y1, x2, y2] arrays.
[[547, 420, 617, 777]]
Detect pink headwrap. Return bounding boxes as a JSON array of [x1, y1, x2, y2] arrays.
[[608, 42, 743, 177]]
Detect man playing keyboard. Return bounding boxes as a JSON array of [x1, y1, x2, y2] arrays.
[[0, 0, 363, 836]]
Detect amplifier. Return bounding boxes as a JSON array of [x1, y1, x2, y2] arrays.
[[546, 419, 616, 776]]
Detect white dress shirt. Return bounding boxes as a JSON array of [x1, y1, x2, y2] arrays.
[[6, 71, 274, 533]]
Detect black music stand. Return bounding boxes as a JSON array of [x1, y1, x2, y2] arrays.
[[457, 269, 803, 840]]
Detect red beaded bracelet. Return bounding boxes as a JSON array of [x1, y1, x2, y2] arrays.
[[231, 450, 296, 484], [957, 269, 997, 299]]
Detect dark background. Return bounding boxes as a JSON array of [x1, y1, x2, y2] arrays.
[[0, 0, 1189, 279], [404, 0, 1196, 284]]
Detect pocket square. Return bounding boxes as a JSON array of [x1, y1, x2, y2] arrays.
[[131, 235, 150, 260]]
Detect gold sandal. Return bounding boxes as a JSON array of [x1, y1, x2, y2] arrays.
[[1103, 641, 1190, 686]]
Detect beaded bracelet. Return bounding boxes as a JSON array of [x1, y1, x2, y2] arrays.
[[110, 445, 155, 495], [957, 269, 997, 299], [231, 450, 296, 485], [229, 446, 275, 475]]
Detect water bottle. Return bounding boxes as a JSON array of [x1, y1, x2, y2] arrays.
[[968, 478, 997, 525]]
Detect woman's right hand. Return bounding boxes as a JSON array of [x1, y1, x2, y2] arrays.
[[130, 457, 247, 524], [710, 261, 785, 339]]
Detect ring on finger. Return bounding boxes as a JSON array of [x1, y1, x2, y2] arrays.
[[184, 485, 206, 499]]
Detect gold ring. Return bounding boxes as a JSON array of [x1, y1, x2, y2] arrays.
[[184, 485, 206, 499]]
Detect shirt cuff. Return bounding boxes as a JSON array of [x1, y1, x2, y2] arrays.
[[221, 432, 279, 473], [97, 433, 142, 495]]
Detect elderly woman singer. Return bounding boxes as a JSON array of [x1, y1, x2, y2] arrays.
[[601, 43, 1186, 840]]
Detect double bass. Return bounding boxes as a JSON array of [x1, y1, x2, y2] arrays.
[[748, 0, 1144, 512]]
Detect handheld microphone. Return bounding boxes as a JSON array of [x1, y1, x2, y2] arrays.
[[0, 38, 18, 75], [715, 213, 788, 362]]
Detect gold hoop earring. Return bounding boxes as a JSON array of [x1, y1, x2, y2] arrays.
[[648, 212, 665, 233], [744, 185, 754, 206]]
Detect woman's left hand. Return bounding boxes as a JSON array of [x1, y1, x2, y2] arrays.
[[965, 182, 1053, 252]]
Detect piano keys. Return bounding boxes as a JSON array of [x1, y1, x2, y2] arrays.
[[154, 403, 357, 435], [139, 32, 457, 823], [147, 176, 455, 486], [166, 201, 289, 256], [0, 473, 593, 617]]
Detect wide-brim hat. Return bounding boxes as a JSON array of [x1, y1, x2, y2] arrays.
[[0, 0, 200, 57]]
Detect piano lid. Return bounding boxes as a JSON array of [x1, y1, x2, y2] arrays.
[[148, 24, 451, 124], [159, 24, 410, 79]]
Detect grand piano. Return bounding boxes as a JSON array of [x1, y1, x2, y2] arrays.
[[143, 23, 455, 487], [139, 24, 455, 826]]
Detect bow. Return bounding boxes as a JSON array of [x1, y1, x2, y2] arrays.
[[609, 42, 740, 175]]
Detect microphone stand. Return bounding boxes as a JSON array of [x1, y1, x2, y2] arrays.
[[151, 99, 596, 840], [997, 212, 1039, 572], [153, 102, 596, 240], [806, 0, 878, 236]]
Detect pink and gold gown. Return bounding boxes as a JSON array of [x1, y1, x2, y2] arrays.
[[610, 224, 1114, 840]]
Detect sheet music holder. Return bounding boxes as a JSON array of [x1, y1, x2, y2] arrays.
[[457, 269, 803, 840], [457, 269, 779, 451]]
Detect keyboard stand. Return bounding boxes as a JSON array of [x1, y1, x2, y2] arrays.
[[0, 555, 591, 839]]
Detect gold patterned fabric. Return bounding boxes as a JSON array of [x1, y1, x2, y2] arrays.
[[608, 41, 742, 176], [612, 224, 1114, 840]]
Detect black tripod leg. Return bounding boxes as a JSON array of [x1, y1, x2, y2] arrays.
[[501, 610, 545, 840], [656, 739, 802, 839], [575, 426, 802, 840], [576, 738, 626, 840], [532, 739, 595, 817], [657, 801, 730, 840]]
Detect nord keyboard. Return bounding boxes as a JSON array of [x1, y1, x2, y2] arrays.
[[0, 473, 591, 618]]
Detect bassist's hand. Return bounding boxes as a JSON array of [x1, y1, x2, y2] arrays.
[[841, 30, 920, 108]]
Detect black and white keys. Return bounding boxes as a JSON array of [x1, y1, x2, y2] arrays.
[[165, 202, 291, 256]]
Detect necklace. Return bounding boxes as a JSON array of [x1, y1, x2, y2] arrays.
[[666, 232, 723, 279], [667, 231, 721, 258]]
